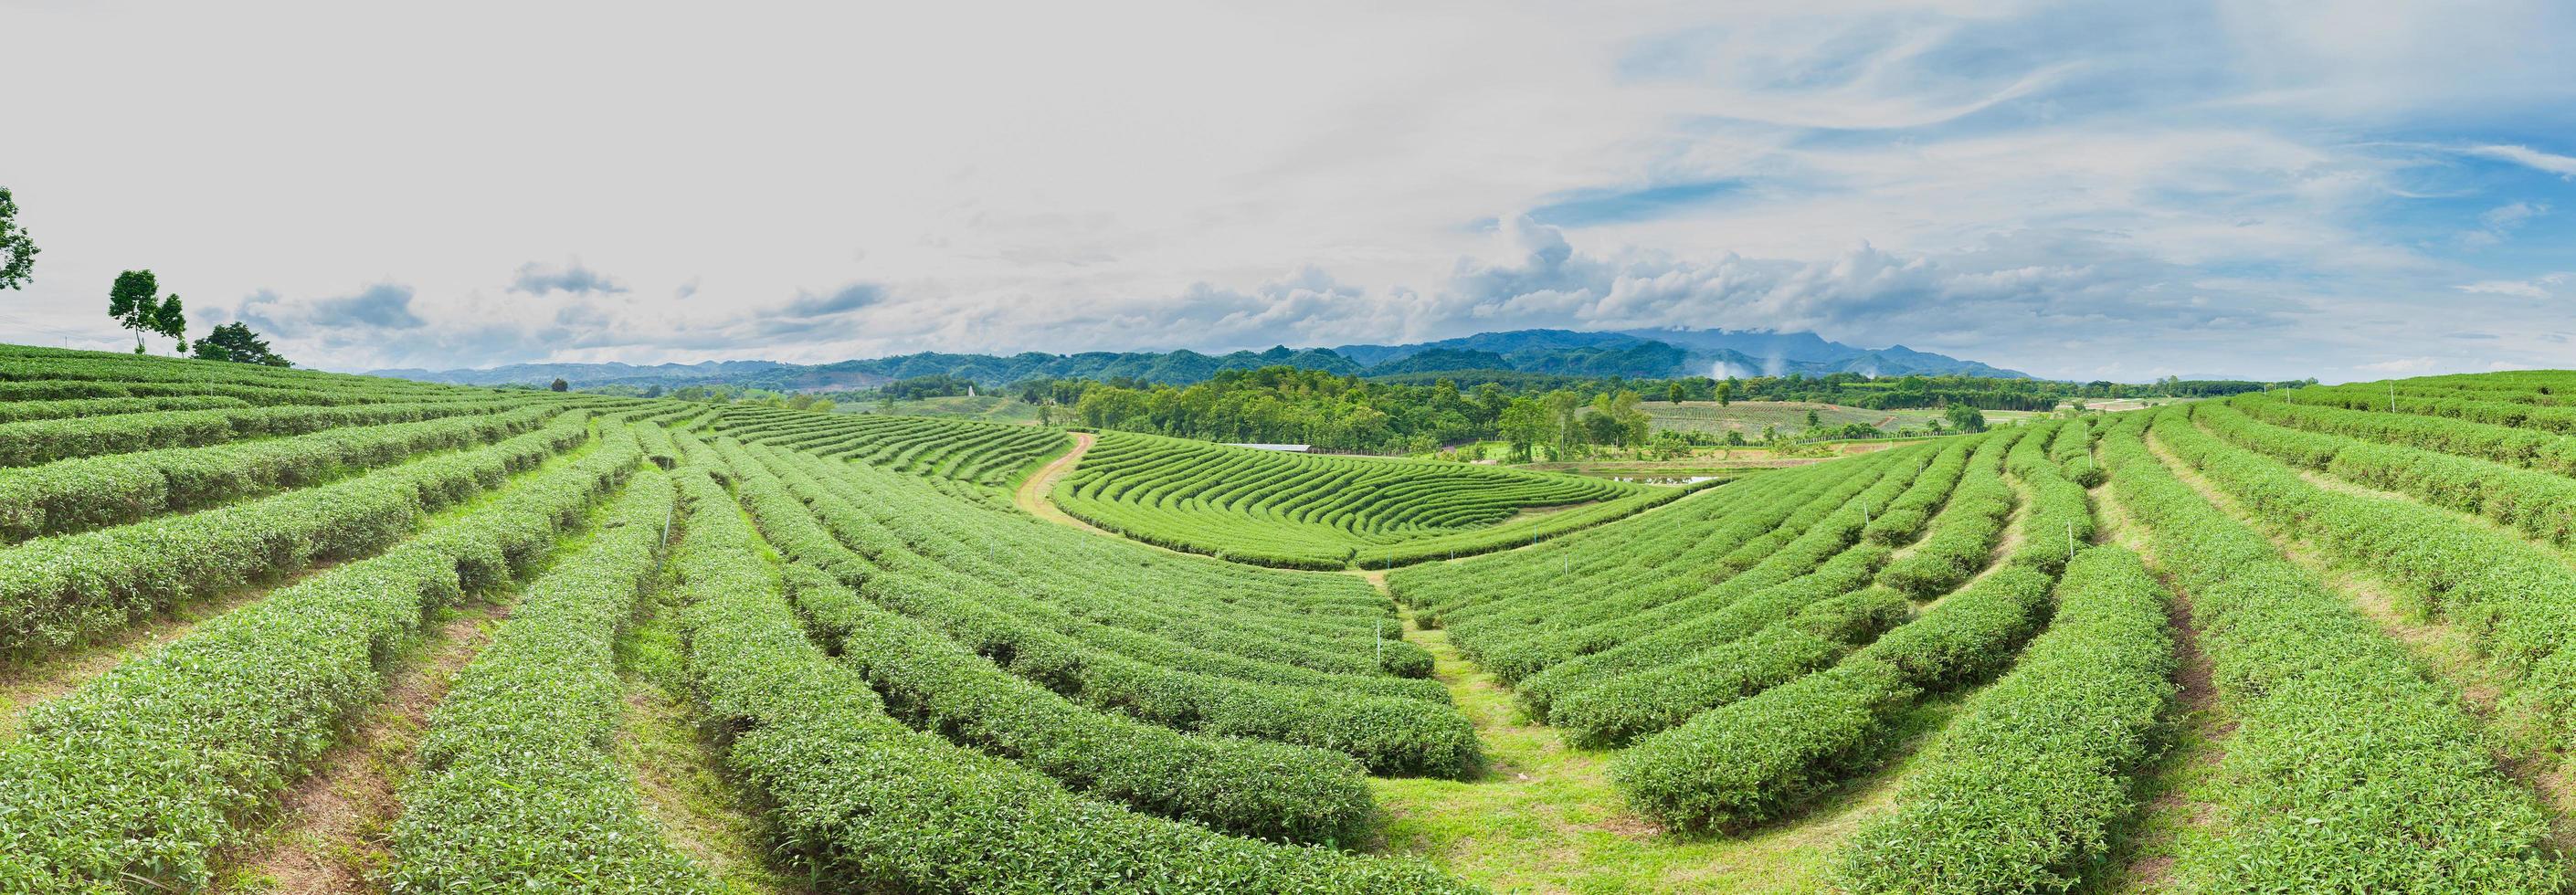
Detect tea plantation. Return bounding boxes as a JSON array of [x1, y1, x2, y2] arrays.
[[9, 343, 2576, 893]]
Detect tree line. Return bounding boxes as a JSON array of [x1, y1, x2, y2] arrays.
[[974, 365, 2251, 456]]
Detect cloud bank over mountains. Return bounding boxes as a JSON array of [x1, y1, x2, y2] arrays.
[[4, 1, 2571, 383]]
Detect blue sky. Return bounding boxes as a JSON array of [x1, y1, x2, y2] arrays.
[[2, 0, 2572, 383]]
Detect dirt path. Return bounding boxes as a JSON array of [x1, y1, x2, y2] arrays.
[[1009, 433, 1229, 563], [216, 603, 505, 893], [1012, 432, 1097, 528], [2091, 476, 2229, 892]]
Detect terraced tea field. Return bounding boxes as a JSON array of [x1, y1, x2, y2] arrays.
[[13, 342, 2576, 894], [1052, 432, 1702, 568], [1642, 400, 1945, 437]]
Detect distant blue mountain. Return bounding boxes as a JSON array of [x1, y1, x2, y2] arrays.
[[373, 327, 2025, 389], [1336, 328, 2026, 380]]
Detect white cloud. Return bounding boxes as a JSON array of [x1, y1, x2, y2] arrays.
[[2467, 144, 2576, 178], [2359, 356, 2442, 374], [2482, 202, 2548, 230], [2455, 273, 2570, 299]]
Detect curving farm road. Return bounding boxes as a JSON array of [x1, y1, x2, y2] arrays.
[[1013, 431, 1108, 534]]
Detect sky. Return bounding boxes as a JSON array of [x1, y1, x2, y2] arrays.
[[2, 0, 2572, 383]]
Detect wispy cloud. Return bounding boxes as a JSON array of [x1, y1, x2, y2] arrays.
[[2463, 201, 2548, 247], [2456, 273, 2571, 299], [2465, 144, 2576, 178], [1526, 180, 1747, 227]]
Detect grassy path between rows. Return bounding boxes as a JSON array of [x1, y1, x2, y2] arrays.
[[1004, 436, 1991, 890], [214, 601, 506, 893], [616, 584, 808, 895], [1352, 575, 1950, 893]]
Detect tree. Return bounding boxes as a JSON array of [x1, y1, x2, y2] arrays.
[[108, 270, 186, 353], [1496, 398, 1551, 462], [1944, 403, 1987, 433], [642, 384, 664, 398], [188, 321, 291, 366], [1804, 409, 1821, 429], [0, 187, 37, 290], [1582, 408, 1628, 447], [1588, 390, 1651, 449], [1541, 390, 1585, 459], [1666, 383, 1686, 405], [1715, 379, 1735, 407], [549, 377, 569, 392]]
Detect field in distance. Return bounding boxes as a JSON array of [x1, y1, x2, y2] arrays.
[[853, 392, 1045, 425]]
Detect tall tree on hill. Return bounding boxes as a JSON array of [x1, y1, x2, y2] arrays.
[[0, 187, 37, 290], [1666, 383, 1686, 404], [549, 377, 570, 392], [1715, 379, 1734, 406], [107, 270, 185, 353], [189, 321, 292, 366]]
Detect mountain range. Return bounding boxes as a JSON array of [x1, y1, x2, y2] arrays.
[[369, 328, 2029, 390]]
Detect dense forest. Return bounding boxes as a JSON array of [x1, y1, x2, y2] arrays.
[[1008, 367, 2309, 455], [577, 364, 2308, 457]]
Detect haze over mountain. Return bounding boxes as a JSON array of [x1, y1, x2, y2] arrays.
[[373, 327, 2026, 390]]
